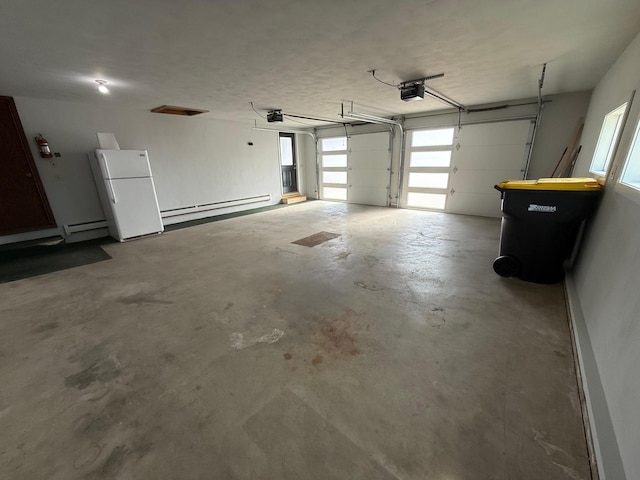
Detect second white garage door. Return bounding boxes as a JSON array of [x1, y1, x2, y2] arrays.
[[402, 120, 533, 217], [348, 132, 391, 207], [319, 132, 391, 206]]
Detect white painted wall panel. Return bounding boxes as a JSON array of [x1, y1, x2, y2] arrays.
[[569, 31, 640, 480]]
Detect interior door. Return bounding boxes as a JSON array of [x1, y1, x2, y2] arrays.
[[279, 133, 298, 194], [0, 96, 56, 235], [348, 132, 390, 206]]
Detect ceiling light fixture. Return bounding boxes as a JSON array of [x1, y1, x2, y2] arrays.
[[95, 80, 109, 94]]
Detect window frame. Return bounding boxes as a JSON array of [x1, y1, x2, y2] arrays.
[[616, 109, 640, 206], [589, 101, 631, 182]]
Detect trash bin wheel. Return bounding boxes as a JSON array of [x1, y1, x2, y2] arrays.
[[493, 255, 521, 278]]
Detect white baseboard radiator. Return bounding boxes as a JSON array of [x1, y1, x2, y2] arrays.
[[62, 194, 271, 235], [160, 194, 271, 219], [63, 220, 108, 235]]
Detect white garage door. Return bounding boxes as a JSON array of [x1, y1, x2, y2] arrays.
[[402, 120, 533, 217], [319, 132, 391, 206], [447, 120, 533, 217], [348, 132, 390, 206]]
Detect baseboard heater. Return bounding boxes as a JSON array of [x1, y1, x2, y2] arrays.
[[63, 220, 108, 235], [62, 195, 271, 234], [160, 194, 271, 218]]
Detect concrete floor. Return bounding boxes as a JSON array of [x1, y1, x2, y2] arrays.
[[0, 201, 590, 479]]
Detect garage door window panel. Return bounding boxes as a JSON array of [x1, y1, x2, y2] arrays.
[[322, 154, 347, 168], [411, 128, 455, 147], [410, 150, 452, 168], [320, 137, 348, 202], [404, 128, 455, 210], [322, 171, 347, 184], [321, 137, 347, 152]]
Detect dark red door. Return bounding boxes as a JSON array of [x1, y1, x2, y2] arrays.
[[0, 96, 56, 235]]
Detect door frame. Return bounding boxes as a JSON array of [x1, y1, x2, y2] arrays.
[[0, 96, 56, 235], [278, 132, 298, 194]]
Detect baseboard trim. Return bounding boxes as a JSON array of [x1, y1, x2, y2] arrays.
[[564, 274, 627, 480], [161, 194, 271, 219]]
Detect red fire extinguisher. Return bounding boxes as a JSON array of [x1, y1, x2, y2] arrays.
[[35, 134, 53, 158]]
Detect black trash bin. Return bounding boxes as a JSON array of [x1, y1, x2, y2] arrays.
[[493, 178, 602, 284]]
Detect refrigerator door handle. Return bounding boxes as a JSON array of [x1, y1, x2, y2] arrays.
[[100, 154, 117, 203], [100, 153, 112, 179], [107, 180, 117, 204]]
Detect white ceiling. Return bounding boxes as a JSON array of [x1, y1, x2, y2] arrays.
[[1, 0, 639, 126]]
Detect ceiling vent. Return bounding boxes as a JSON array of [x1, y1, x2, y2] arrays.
[[151, 105, 209, 116]]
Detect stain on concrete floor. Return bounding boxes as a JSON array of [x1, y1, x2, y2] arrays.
[[30, 322, 59, 334], [64, 358, 121, 390], [317, 308, 362, 358]]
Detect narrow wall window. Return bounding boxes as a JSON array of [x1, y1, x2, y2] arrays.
[[589, 103, 628, 177], [404, 127, 454, 210], [320, 137, 348, 201]]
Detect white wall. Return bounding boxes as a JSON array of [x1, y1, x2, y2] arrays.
[[4, 97, 286, 244], [568, 31, 640, 480]]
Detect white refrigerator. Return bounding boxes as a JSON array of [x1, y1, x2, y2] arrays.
[[90, 149, 164, 242]]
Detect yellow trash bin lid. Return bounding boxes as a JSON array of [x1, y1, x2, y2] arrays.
[[496, 177, 601, 191]]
